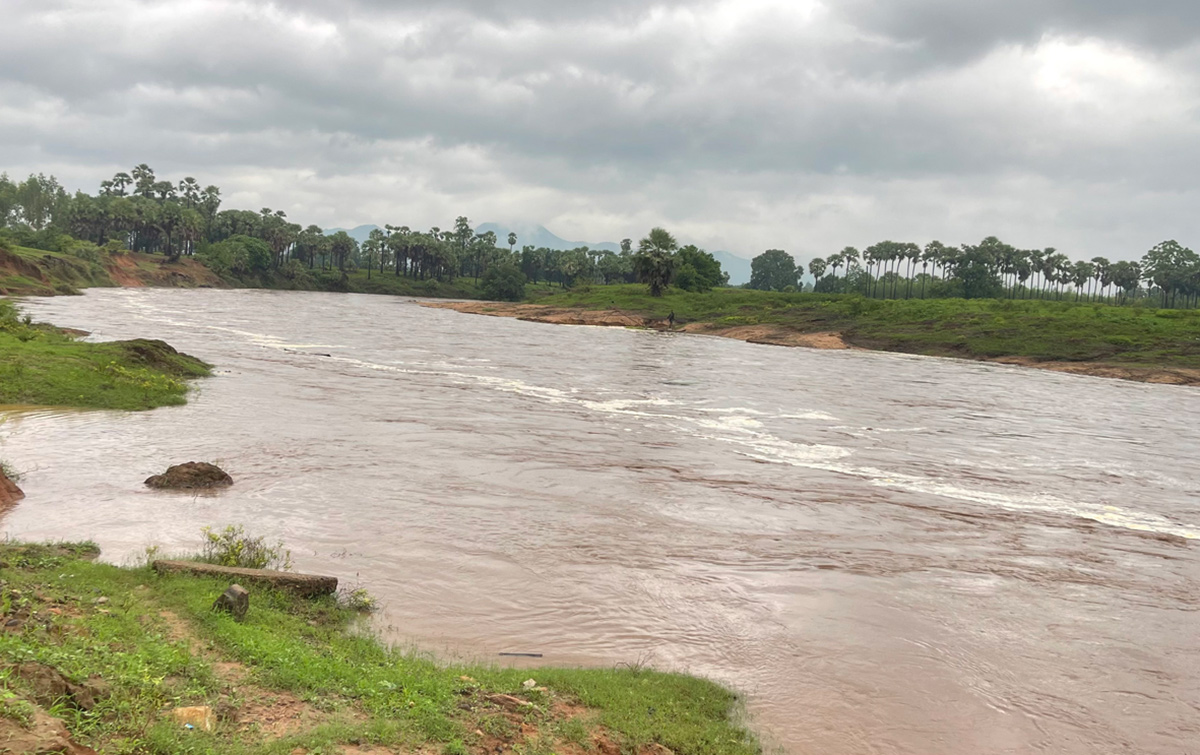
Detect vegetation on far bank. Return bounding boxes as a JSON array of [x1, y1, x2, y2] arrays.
[[7, 165, 1200, 311], [0, 300, 210, 410], [535, 285, 1200, 368], [0, 537, 757, 755]]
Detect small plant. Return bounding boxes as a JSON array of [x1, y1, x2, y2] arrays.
[[337, 582, 379, 613], [198, 525, 292, 571], [0, 686, 36, 729]]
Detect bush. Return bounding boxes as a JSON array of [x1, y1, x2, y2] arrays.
[[198, 525, 292, 571], [65, 239, 103, 263], [480, 262, 527, 301], [197, 235, 272, 276], [337, 583, 379, 613]]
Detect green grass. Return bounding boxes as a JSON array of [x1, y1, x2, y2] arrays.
[[0, 244, 115, 295], [534, 285, 1200, 367], [0, 301, 210, 410], [0, 539, 759, 755]]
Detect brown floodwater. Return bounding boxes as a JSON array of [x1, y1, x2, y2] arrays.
[[2, 288, 1198, 754]]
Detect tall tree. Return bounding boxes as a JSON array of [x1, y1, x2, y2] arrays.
[[634, 227, 679, 296], [749, 249, 798, 291]]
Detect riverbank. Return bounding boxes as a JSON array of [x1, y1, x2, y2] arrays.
[[0, 300, 210, 410], [0, 241, 489, 300], [426, 288, 1200, 385], [0, 539, 758, 755]]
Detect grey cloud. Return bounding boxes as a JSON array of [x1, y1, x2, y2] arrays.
[[1, 0, 1198, 260], [836, 0, 1200, 66]]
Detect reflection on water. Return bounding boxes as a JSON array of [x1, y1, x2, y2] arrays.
[[3, 289, 1198, 755]]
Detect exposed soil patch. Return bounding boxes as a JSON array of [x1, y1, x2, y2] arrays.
[[423, 300, 651, 328], [683, 323, 853, 349], [989, 356, 1200, 385], [0, 705, 98, 754], [157, 609, 331, 738]]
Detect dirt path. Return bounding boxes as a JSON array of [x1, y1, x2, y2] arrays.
[[423, 301, 1200, 386]]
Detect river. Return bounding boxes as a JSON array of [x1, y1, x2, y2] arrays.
[[2, 288, 1198, 754]]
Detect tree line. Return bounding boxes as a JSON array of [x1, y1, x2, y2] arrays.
[[749, 237, 1200, 307], [3, 166, 1195, 306], [0, 168, 729, 300]]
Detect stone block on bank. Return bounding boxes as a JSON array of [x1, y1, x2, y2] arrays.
[[212, 583, 250, 621]]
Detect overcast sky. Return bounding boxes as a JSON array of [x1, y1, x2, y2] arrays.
[[3, 0, 1198, 261]]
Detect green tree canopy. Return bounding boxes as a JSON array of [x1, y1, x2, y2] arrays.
[[674, 245, 724, 292], [749, 249, 797, 291], [480, 262, 527, 301], [634, 227, 678, 296]]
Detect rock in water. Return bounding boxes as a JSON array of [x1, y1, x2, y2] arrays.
[[212, 583, 250, 621], [144, 462, 232, 490], [0, 468, 24, 507]]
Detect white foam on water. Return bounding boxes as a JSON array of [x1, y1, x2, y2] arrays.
[[779, 411, 839, 421], [106, 303, 1199, 544]]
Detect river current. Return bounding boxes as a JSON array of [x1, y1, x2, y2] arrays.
[[2, 288, 1198, 754]]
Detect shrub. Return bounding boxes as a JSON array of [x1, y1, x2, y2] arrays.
[[480, 262, 527, 301], [198, 525, 292, 571], [65, 240, 103, 263], [337, 584, 379, 613]]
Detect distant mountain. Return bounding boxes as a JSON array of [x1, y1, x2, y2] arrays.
[[324, 224, 379, 244], [474, 223, 621, 253], [324, 222, 754, 285], [709, 251, 751, 286]]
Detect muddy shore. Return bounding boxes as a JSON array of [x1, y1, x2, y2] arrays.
[[422, 300, 1200, 386]]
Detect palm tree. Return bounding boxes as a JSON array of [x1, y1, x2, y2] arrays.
[[827, 252, 843, 280], [808, 257, 827, 283], [131, 164, 155, 197], [840, 246, 859, 279], [634, 227, 678, 296], [112, 172, 132, 197], [177, 177, 201, 208], [508, 232, 517, 254], [919, 241, 944, 299], [1090, 257, 1110, 301], [902, 242, 921, 298]]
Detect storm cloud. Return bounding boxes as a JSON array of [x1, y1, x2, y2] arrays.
[[2, 0, 1198, 261]]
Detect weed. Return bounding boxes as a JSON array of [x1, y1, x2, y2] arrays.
[[336, 584, 378, 613], [199, 525, 292, 571], [0, 686, 36, 728]]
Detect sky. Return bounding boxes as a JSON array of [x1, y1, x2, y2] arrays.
[[2, 0, 1198, 262]]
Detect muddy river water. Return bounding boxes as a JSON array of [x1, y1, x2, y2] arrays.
[[2, 289, 1198, 754]]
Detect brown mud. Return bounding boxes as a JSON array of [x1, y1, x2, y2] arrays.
[[0, 248, 222, 296], [0, 467, 24, 509], [423, 300, 1200, 385]]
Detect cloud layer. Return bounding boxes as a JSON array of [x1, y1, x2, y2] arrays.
[[3, 0, 1198, 260]]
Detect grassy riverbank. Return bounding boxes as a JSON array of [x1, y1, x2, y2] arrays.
[[0, 539, 757, 755], [531, 286, 1200, 371], [0, 301, 210, 410]]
